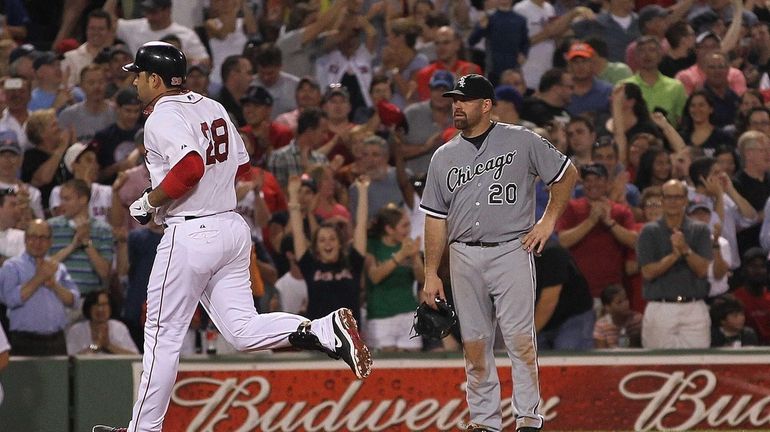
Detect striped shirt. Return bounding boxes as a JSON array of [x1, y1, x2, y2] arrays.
[[593, 312, 643, 348], [48, 216, 114, 294]]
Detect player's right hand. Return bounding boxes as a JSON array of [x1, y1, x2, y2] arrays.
[[422, 273, 446, 309], [130, 188, 155, 225]]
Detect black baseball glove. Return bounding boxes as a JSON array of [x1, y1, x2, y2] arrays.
[[411, 298, 457, 339]]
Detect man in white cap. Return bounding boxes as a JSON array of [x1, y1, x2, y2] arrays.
[[48, 142, 113, 225]]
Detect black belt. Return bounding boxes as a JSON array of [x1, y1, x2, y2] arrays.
[[652, 296, 701, 303], [170, 210, 233, 221], [164, 210, 233, 227], [460, 239, 514, 247]]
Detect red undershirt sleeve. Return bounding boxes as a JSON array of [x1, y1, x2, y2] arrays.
[[235, 162, 251, 182], [158, 152, 205, 199]]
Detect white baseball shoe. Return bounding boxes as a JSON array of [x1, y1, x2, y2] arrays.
[[331, 308, 372, 379]]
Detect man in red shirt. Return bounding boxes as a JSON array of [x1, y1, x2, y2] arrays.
[[240, 85, 294, 167], [411, 26, 481, 101], [733, 247, 770, 344], [556, 163, 638, 299]]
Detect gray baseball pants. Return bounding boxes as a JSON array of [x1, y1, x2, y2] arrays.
[[449, 240, 544, 431]]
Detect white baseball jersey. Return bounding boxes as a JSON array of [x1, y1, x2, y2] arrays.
[[49, 183, 112, 223], [143, 91, 249, 223]]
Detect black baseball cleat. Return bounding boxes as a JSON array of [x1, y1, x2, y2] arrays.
[[332, 308, 372, 379], [92, 426, 127, 432], [459, 422, 497, 431], [517, 427, 542, 432], [459, 422, 495, 432]]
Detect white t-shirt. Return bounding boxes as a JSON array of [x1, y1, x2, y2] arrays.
[[513, 0, 556, 90], [144, 92, 249, 222], [209, 18, 249, 86], [611, 14, 633, 31], [116, 19, 210, 63], [0, 228, 24, 260], [708, 236, 732, 297], [315, 45, 374, 107], [275, 272, 308, 314], [253, 71, 300, 119], [689, 189, 756, 269], [65, 319, 139, 355], [49, 183, 113, 224], [61, 43, 97, 87]]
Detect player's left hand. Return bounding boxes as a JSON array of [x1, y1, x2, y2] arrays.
[[521, 219, 555, 255], [130, 188, 156, 225]]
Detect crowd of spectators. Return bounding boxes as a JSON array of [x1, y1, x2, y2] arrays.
[[1, 0, 770, 361]]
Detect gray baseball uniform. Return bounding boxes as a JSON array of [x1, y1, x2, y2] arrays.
[[420, 122, 570, 431]]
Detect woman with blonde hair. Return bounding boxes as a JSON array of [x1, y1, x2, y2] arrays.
[[21, 108, 74, 210]]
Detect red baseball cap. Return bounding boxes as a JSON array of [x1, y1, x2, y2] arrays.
[[566, 42, 596, 60], [377, 100, 407, 130]]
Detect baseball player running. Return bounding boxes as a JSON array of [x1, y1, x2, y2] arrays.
[[93, 42, 371, 432], [420, 74, 578, 432]]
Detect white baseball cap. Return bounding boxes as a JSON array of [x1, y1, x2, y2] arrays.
[[63, 142, 95, 173]]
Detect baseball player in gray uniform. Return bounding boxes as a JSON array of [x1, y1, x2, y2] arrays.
[[420, 74, 578, 432]]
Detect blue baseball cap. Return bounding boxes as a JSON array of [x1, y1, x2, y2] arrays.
[[494, 85, 523, 111], [429, 70, 454, 90], [0, 130, 20, 155]]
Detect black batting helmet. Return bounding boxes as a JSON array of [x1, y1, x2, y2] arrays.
[[123, 41, 186, 87]]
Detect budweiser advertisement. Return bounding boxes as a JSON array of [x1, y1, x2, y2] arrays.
[[134, 353, 770, 431]]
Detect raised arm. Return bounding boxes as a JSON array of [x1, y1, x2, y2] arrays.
[[721, 0, 743, 54], [530, 7, 595, 45], [352, 175, 370, 256], [611, 84, 629, 167], [302, 0, 347, 45], [241, 0, 259, 36], [391, 131, 416, 209], [31, 129, 72, 188], [651, 112, 686, 153], [723, 174, 759, 221], [287, 175, 309, 259]]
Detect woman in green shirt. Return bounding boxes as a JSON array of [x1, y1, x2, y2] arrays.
[[365, 204, 424, 352]]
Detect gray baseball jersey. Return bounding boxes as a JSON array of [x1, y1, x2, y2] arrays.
[[419, 122, 570, 242]]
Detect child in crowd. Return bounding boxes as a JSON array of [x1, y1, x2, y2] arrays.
[[593, 285, 643, 348], [710, 294, 758, 348], [365, 204, 424, 352]]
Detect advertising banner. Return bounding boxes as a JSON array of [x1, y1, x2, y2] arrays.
[[150, 354, 770, 431]]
